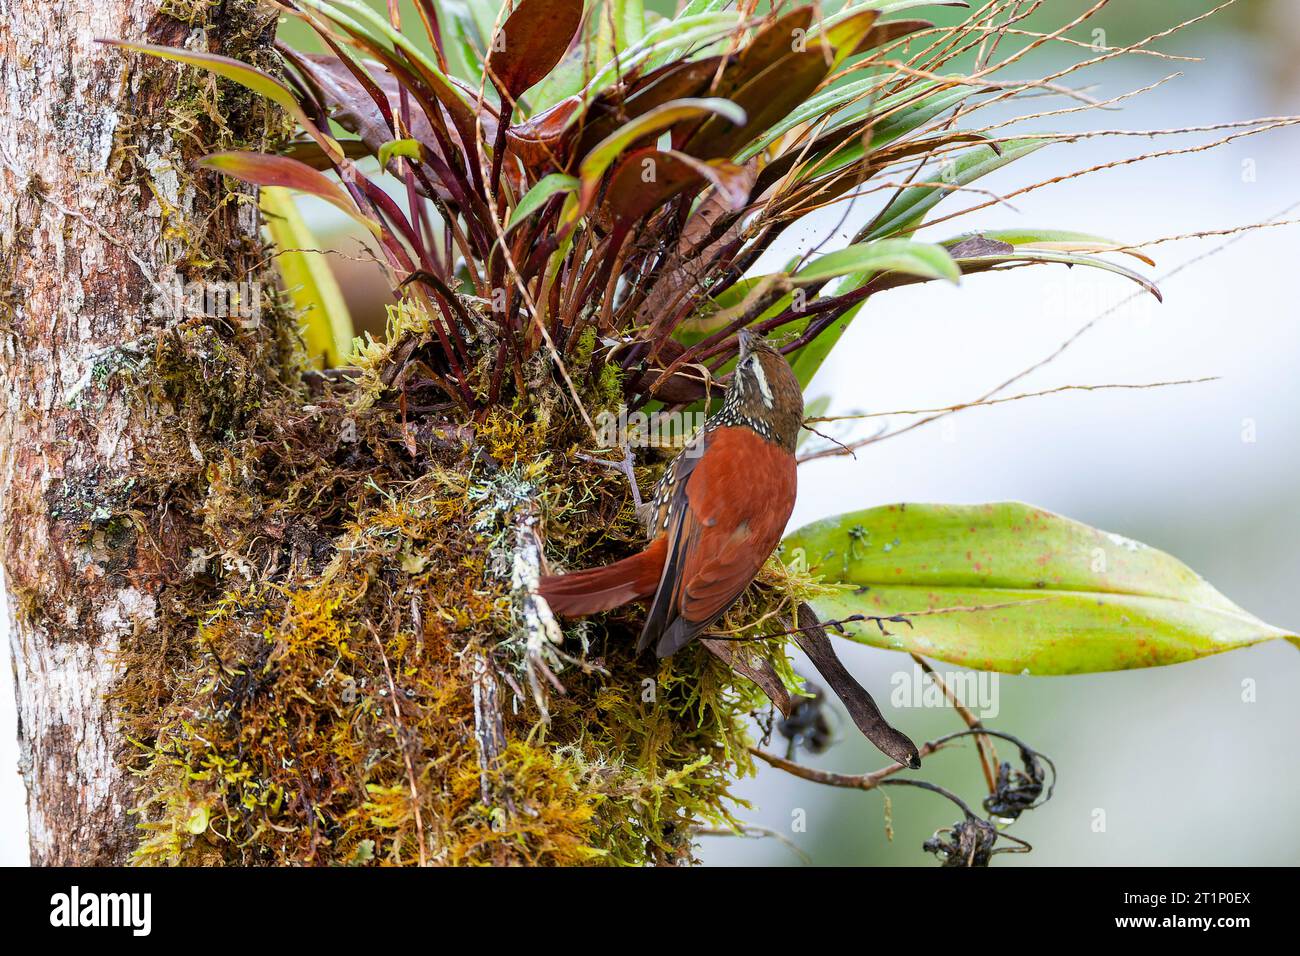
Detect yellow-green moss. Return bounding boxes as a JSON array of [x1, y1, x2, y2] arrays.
[[116, 288, 818, 865], [107, 4, 812, 859]]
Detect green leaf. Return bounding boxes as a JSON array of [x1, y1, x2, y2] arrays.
[[810, 85, 978, 180], [677, 0, 732, 15], [793, 238, 959, 284], [824, 0, 969, 19], [592, 12, 743, 94], [260, 186, 355, 370], [950, 248, 1162, 302], [437, 1, 490, 82], [506, 173, 579, 232], [861, 137, 1048, 240], [593, 0, 648, 70], [459, 0, 503, 42], [618, 0, 648, 48], [377, 138, 422, 168], [747, 80, 975, 194], [199, 151, 381, 237], [783, 502, 1295, 674], [739, 75, 881, 162], [869, 82, 973, 143], [951, 228, 1156, 265]]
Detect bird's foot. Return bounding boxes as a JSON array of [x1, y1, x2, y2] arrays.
[[577, 444, 647, 514]]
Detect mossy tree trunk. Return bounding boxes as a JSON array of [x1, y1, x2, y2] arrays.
[[0, 0, 278, 864], [0, 0, 770, 868]]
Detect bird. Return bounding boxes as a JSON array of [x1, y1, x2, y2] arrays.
[[539, 328, 803, 657]]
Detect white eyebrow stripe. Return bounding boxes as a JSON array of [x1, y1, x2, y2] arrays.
[[751, 356, 773, 406]]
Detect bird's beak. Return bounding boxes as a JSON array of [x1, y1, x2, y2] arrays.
[[737, 328, 755, 361]]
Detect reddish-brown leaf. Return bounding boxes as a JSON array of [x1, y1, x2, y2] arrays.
[[854, 18, 934, 55], [662, 152, 751, 211], [288, 52, 396, 159], [624, 338, 711, 403], [508, 97, 582, 170], [575, 57, 724, 161], [682, 46, 832, 161], [283, 139, 375, 170], [674, 9, 882, 162], [288, 53, 565, 197], [736, 7, 816, 76], [486, 0, 584, 100], [198, 151, 380, 235], [600, 148, 703, 227]]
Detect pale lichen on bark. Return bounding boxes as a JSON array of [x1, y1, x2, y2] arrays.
[[0, 0, 274, 864], [0, 1, 788, 868]]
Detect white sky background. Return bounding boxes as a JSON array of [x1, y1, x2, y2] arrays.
[[2, 28, 1298, 866], [701, 40, 1300, 865]]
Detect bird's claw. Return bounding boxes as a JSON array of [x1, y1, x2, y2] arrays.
[[577, 443, 646, 513]]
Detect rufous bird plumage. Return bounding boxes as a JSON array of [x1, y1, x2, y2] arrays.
[[540, 329, 803, 657]]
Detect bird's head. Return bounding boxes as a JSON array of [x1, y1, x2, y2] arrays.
[[721, 329, 805, 450]]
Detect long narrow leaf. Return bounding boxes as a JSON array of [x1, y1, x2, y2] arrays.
[[951, 228, 1156, 265], [793, 238, 959, 285], [862, 138, 1047, 240], [506, 173, 579, 232], [100, 41, 342, 161], [199, 151, 382, 237], [952, 248, 1162, 301], [260, 186, 355, 369]]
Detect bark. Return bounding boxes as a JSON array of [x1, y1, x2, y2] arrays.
[[0, 0, 273, 864]]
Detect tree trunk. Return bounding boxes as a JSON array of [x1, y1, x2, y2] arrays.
[[0, 0, 275, 864], [0, 0, 766, 869]]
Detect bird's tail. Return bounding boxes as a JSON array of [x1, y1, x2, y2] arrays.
[[538, 537, 668, 617]]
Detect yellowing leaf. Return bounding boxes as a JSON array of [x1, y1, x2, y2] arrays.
[[784, 502, 1294, 674], [260, 186, 355, 369]]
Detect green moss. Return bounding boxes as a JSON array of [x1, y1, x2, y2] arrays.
[[108, 1, 813, 865], [118, 309, 811, 864]]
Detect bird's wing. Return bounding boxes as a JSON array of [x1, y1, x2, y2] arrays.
[[637, 446, 703, 654], [638, 427, 796, 657]]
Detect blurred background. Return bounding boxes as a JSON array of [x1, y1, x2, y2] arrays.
[[4, 0, 1299, 865]]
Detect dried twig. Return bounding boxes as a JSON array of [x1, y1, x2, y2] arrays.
[[369, 624, 428, 867], [693, 825, 812, 864], [910, 654, 999, 794], [804, 377, 1218, 429]]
